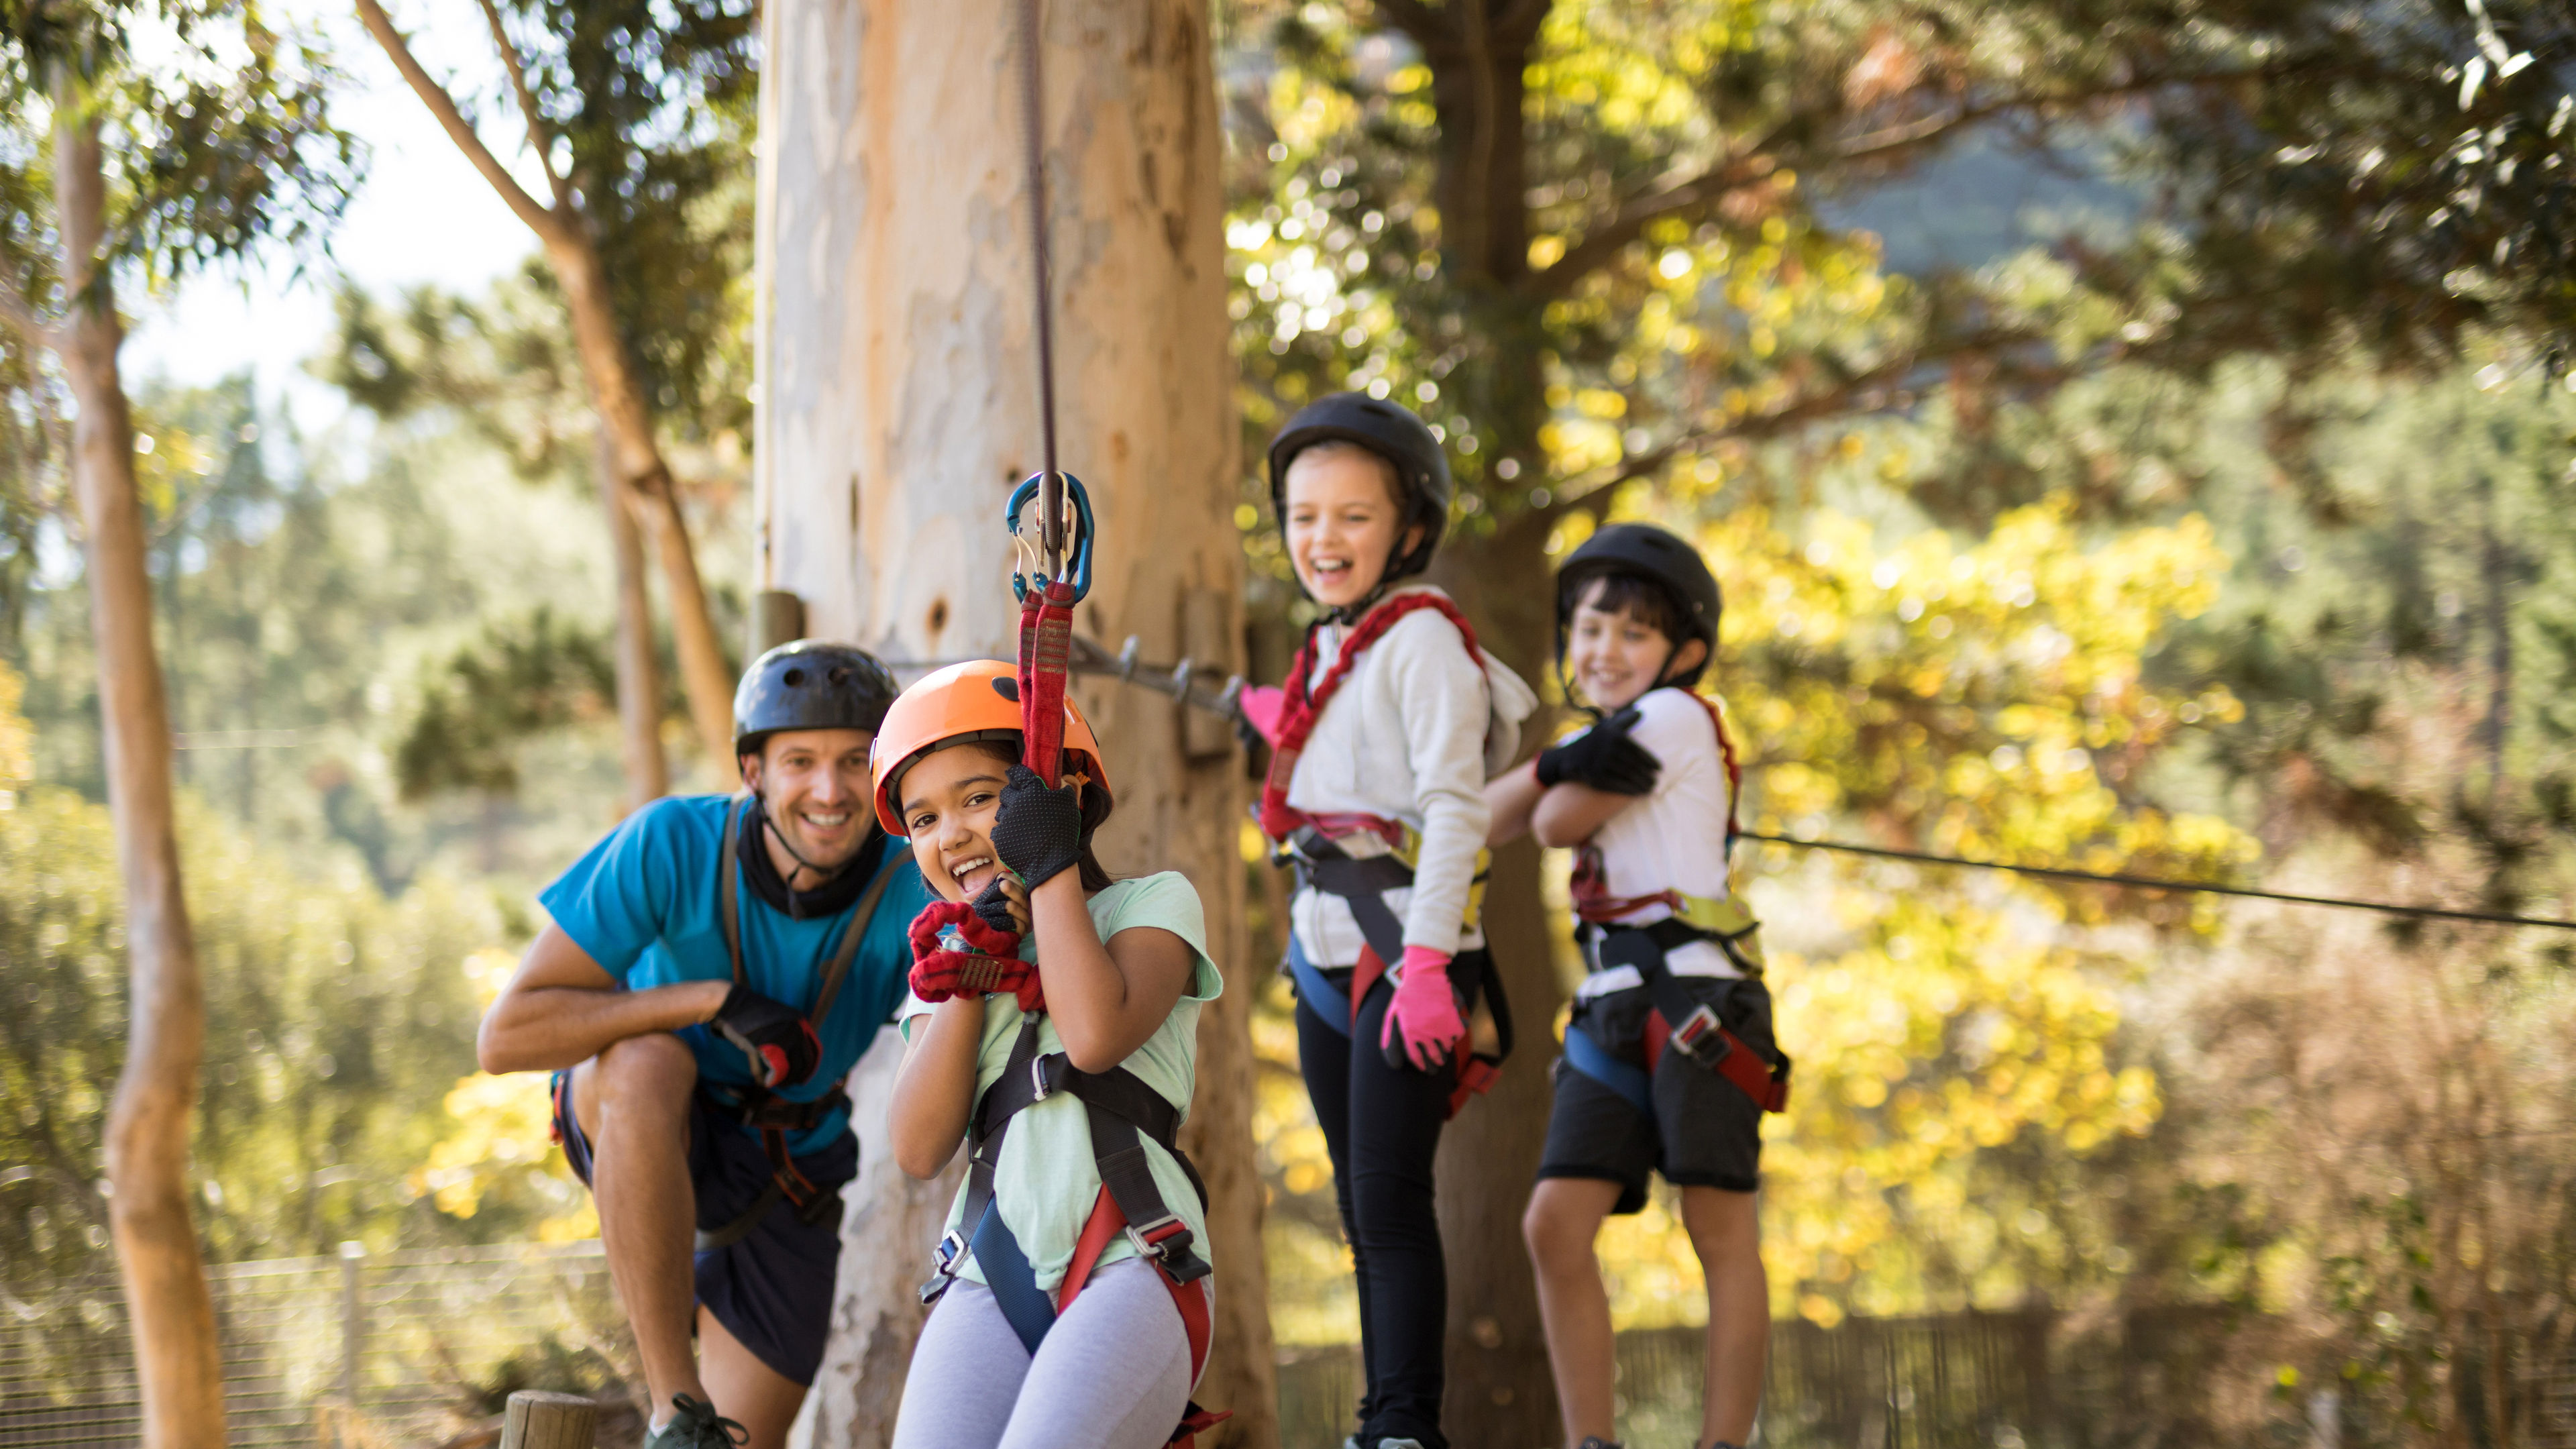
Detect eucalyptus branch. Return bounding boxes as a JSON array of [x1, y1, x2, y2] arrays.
[[352, 0, 566, 243], [473, 0, 570, 209], [1525, 61, 2334, 302], [1536, 326, 2051, 515]]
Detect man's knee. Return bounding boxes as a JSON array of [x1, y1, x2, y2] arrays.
[[579, 1032, 698, 1136]]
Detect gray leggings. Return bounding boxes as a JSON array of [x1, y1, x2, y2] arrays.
[[890, 1258, 1195, 1449]]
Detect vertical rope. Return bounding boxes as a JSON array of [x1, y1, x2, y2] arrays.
[[1016, 0, 1065, 576]]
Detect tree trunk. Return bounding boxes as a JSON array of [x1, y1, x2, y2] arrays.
[[1400, 5, 1565, 1443], [52, 74, 225, 1449], [600, 431, 671, 810], [547, 236, 739, 780], [754, 3, 1273, 1445]]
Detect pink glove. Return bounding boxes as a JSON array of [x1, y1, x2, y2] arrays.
[[1380, 946, 1467, 1073], [1234, 685, 1287, 747]]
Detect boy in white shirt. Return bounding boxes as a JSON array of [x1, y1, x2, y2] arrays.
[[1487, 523, 1788, 1449]]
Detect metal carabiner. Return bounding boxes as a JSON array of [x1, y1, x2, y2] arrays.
[[1006, 471, 1095, 603]]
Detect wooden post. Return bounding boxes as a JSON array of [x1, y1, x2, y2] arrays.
[[498, 1391, 596, 1449]]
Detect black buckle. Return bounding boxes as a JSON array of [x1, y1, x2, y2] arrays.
[[1669, 1003, 1732, 1065]]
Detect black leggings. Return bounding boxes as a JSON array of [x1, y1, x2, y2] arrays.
[[1296, 969, 1457, 1449]]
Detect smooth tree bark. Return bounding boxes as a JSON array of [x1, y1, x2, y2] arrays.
[[354, 0, 737, 777], [753, 2, 1274, 1444], [598, 432, 670, 808], [37, 71, 226, 1449]]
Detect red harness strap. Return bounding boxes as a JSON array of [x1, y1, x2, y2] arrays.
[[1258, 592, 1485, 843], [1640, 1009, 1788, 1112], [1055, 1187, 1232, 1448]]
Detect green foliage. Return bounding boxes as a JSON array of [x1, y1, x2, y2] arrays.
[[396, 607, 614, 802], [0, 780, 505, 1278], [0, 0, 356, 297], [317, 266, 594, 482], [7, 373, 633, 890], [489, 0, 757, 441]]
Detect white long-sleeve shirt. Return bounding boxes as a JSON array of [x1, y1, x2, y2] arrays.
[[1285, 586, 1538, 966]]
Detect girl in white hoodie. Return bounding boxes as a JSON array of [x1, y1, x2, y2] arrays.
[[1235, 392, 1536, 1449]]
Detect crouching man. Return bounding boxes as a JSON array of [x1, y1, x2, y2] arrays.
[[478, 643, 934, 1449]]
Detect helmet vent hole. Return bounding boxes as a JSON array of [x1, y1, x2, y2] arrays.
[[991, 676, 1020, 703], [828, 667, 850, 685], [926, 597, 949, 637], [782, 667, 806, 688]]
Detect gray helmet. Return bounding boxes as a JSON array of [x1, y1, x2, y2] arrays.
[[1266, 391, 1452, 588], [1556, 523, 1721, 688], [733, 641, 901, 758]]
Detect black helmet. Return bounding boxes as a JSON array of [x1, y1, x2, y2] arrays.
[[733, 641, 901, 759], [1267, 391, 1453, 590], [1556, 523, 1722, 687]]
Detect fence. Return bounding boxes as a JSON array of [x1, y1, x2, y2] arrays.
[[10, 1248, 2575, 1449], [0, 1242, 633, 1449]]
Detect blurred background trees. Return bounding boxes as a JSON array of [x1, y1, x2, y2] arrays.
[[0, 0, 2572, 1444]]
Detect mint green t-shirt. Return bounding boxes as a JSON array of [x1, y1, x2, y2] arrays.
[[898, 871, 1223, 1291]]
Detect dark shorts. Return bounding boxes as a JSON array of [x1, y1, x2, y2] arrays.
[[550, 1067, 858, 1386], [1536, 975, 1778, 1213]]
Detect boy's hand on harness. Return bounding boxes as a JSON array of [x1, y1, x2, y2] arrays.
[[990, 764, 1084, 890], [1232, 684, 1286, 751], [712, 984, 822, 1089], [1381, 946, 1468, 1073], [1535, 705, 1660, 796]]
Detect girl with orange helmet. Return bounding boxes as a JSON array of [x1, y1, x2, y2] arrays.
[[874, 660, 1228, 1449]]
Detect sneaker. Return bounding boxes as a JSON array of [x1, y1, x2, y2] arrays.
[[647, 1394, 748, 1449]]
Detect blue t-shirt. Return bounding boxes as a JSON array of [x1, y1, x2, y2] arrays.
[[539, 794, 935, 1154]]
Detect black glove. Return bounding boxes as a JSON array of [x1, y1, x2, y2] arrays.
[[1534, 705, 1661, 795], [971, 877, 1023, 936], [712, 983, 821, 1089], [989, 763, 1085, 891]]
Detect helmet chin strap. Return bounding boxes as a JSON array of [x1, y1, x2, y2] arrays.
[[757, 790, 872, 889]]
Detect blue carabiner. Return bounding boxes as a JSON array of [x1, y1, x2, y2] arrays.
[[1006, 472, 1095, 603]]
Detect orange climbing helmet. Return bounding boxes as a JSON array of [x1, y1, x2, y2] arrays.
[[869, 659, 1112, 835]]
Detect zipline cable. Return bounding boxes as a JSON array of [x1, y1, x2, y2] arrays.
[[1737, 830, 2576, 931], [1014, 0, 1064, 576]]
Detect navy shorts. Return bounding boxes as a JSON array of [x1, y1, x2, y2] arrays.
[[551, 1067, 858, 1386], [1536, 975, 1778, 1213]]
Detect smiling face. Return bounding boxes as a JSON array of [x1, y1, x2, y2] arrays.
[[896, 743, 1016, 904], [741, 727, 876, 873], [1566, 577, 1709, 712], [1283, 443, 1421, 612]]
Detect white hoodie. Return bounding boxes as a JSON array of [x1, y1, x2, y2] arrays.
[[1285, 585, 1540, 967]]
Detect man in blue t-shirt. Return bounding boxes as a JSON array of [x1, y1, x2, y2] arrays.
[[478, 642, 933, 1449]]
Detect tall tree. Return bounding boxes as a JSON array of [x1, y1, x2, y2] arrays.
[[353, 0, 751, 777], [1220, 0, 2576, 1437], [0, 3, 352, 1442], [753, 1, 1273, 1443]]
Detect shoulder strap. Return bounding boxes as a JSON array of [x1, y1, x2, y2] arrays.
[[719, 795, 749, 988], [1682, 689, 1743, 849], [1259, 591, 1485, 841], [807, 831, 900, 1025]]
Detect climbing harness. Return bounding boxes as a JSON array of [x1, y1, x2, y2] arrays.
[[916, 1016, 1228, 1446], [1558, 688, 1790, 1116], [1260, 590, 1515, 1113], [693, 796, 904, 1251]]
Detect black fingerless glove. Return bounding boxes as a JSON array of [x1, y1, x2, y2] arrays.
[[1534, 705, 1662, 795], [989, 763, 1085, 890], [712, 983, 821, 1089], [971, 877, 1022, 936]]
